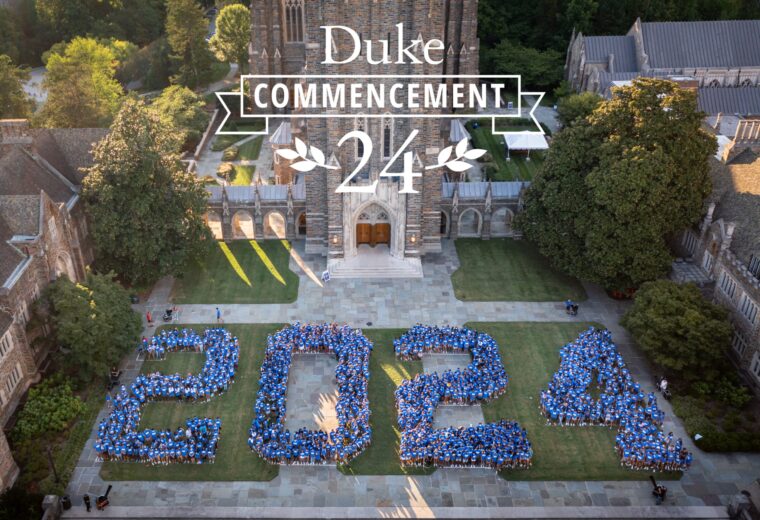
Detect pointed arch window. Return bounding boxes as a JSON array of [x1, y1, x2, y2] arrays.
[[283, 0, 304, 42], [355, 117, 367, 159], [382, 116, 393, 159]]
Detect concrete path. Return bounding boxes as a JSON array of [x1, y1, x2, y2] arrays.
[[64, 240, 760, 519]]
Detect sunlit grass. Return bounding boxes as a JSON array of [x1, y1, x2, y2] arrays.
[[219, 242, 251, 287], [250, 240, 286, 285]]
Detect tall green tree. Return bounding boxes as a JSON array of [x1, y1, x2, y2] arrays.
[[82, 99, 210, 284], [209, 3, 250, 72], [166, 0, 213, 88], [483, 40, 564, 89], [150, 85, 210, 150], [0, 55, 33, 119], [0, 8, 21, 62], [46, 271, 142, 384], [517, 78, 716, 289], [556, 91, 601, 127], [36, 37, 124, 128], [622, 280, 733, 382]]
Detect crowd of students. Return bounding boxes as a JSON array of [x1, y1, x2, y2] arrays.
[[94, 328, 239, 465], [394, 325, 533, 470], [540, 327, 692, 472], [138, 328, 208, 360], [248, 323, 373, 465]]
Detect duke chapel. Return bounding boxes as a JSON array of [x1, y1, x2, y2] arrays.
[[248, 0, 480, 274]]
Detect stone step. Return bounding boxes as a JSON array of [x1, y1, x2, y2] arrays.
[[328, 257, 423, 279]]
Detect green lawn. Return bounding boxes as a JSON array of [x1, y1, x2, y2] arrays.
[[231, 165, 255, 186], [100, 324, 283, 481], [237, 137, 263, 161], [451, 238, 587, 302], [172, 240, 299, 304], [466, 120, 545, 181]]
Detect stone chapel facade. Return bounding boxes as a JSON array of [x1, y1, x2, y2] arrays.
[[248, 0, 480, 271]]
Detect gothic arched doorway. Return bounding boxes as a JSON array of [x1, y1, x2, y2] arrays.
[[355, 204, 391, 248]]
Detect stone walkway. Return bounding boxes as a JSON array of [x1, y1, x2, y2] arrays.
[[64, 241, 760, 519]]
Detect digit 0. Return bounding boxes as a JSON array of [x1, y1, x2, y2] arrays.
[[94, 328, 239, 464], [394, 325, 533, 469]]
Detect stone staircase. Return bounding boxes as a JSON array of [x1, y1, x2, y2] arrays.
[[327, 246, 423, 279]]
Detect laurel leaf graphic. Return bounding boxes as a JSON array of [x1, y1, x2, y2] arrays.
[[446, 160, 472, 172], [294, 137, 308, 158], [290, 160, 317, 172], [310, 146, 325, 165], [438, 146, 453, 166], [275, 149, 300, 160], [464, 148, 487, 160], [455, 137, 468, 158]]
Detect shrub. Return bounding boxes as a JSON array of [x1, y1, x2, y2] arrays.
[[223, 146, 239, 161], [217, 162, 234, 180], [695, 432, 760, 452], [714, 378, 752, 409], [12, 376, 83, 442]]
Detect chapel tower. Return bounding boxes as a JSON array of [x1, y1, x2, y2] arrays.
[[249, 0, 480, 267]]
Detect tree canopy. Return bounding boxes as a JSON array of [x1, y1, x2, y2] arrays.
[[621, 280, 733, 382], [45, 271, 142, 384], [556, 91, 602, 127], [150, 85, 210, 151], [209, 3, 250, 72], [517, 78, 716, 289], [35, 37, 124, 128], [166, 0, 213, 88], [0, 55, 33, 119], [82, 99, 210, 284]]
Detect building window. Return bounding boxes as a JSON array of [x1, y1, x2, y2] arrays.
[[702, 251, 714, 273], [5, 364, 22, 396], [17, 301, 29, 327], [382, 117, 393, 159], [739, 294, 759, 325], [682, 231, 697, 255], [732, 330, 749, 357], [749, 254, 760, 279], [752, 352, 760, 381], [719, 271, 737, 299], [283, 0, 304, 42], [355, 117, 366, 160], [0, 331, 12, 360]]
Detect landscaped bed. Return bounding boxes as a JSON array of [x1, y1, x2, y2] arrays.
[[451, 238, 587, 302]]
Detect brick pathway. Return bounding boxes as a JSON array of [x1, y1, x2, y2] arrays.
[[64, 241, 760, 519]]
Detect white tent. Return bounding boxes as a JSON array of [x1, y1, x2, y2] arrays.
[[503, 133, 549, 160]]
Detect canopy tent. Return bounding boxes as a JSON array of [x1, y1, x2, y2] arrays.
[[503, 133, 549, 160]]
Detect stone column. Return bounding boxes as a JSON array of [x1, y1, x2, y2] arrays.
[[326, 153, 344, 260]]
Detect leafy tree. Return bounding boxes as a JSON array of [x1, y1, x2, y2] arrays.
[[45, 271, 142, 384], [209, 3, 250, 71], [556, 91, 601, 127], [34, 0, 98, 41], [0, 487, 43, 520], [151, 85, 210, 150], [483, 40, 564, 89], [562, 0, 598, 35], [0, 8, 20, 62], [11, 375, 83, 442], [517, 78, 716, 289], [0, 55, 33, 119], [621, 280, 733, 382], [82, 99, 211, 284], [36, 37, 124, 128], [166, 0, 213, 88]]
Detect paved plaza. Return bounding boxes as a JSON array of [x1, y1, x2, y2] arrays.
[[284, 355, 340, 434], [63, 241, 760, 519]]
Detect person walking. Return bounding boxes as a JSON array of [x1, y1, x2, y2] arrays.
[[216, 307, 222, 324], [146, 310, 153, 325]]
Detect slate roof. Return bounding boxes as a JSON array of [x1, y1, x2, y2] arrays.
[[698, 87, 760, 116], [710, 150, 760, 264], [0, 310, 13, 335], [0, 212, 27, 290], [0, 195, 40, 236], [640, 20, 760, 69], [0, 147, 73, 203], [31, 128, 106, 184], [584, 36, 638, 72]]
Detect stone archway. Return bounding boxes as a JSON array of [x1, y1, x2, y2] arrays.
[[265, 211, 286, 239], [440, 211, 449, 238], [54, 251, 76, 280], [296, 212, 307, 238], [458, 208, 482, 237], [206, 211, 223, 240], [490, 208, 514, 236], [232, 210, 255, 239]]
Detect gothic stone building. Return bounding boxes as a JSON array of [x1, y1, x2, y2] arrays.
[[0, 120, 103, 489], [565, 19, 760, 130], [247, 0, 480, 274]]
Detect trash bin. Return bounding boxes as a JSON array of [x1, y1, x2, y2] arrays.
[[61, 495, 72, 510]]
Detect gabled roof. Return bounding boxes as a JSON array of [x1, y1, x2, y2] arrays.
[[640, 20, 760, 69], [710, 150, 760, 264], [698, 87, 760, 116], [584, 36, 638, 72], [31, 128, 106, 184], [0, 147, 74, 203], [0, 195, 40, 237], [0, 211, 28, 290]]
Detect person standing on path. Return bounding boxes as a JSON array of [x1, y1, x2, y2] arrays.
[[216, 307, 222, 324], [146, 310, 152, 325]]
